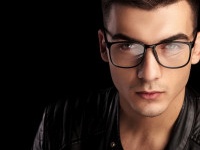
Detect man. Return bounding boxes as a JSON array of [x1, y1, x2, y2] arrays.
[[32, 0, 200, 149]]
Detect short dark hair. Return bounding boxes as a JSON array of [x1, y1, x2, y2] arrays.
[[101, 0, 199, 31]]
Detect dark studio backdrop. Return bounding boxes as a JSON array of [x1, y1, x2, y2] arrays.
[[21, 1, 112, 150], [10, 1, 199, 149]]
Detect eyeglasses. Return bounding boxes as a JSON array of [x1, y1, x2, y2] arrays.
[[103, 29, 197, 69]]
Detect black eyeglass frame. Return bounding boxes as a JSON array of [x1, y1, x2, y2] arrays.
[[103, 28, 198, 69]]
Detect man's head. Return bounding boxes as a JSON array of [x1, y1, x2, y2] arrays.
[[98, 0, 200, 117], [101, 0, 199, 31]]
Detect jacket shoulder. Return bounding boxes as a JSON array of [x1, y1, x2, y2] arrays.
[[187, 87, 200, 147], [46, 86, 118, 119], [40, 86, 118, 149]]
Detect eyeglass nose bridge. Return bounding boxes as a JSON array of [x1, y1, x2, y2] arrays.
[[143, 44, 159, 59], [144, 43, 157, 51]]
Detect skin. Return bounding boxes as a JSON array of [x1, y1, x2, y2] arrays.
[[98, 1, 200, 150]]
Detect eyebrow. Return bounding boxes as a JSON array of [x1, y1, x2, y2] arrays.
[[106, 30, 190, 43]]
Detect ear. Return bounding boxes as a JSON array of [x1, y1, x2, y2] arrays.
[[191, 32, 200, 64], [98, 29, 109, 62]]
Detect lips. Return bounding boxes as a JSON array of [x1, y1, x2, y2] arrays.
[[136, 91, 163, 100]]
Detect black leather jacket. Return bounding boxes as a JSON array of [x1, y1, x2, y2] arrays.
[[32, 86, 200, 150]]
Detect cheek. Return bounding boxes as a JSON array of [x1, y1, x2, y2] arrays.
[[166, 65, 191, 91], [109, 64, 137, 88]]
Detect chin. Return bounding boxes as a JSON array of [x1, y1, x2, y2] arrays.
[[136, 105, 166, 118]]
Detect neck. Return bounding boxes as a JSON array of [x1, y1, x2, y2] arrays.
[[119, 89, 185, 150]]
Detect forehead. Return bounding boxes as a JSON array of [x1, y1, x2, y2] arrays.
[[106, 1, 194, 43]]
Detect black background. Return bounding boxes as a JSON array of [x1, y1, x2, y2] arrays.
[[9, 1, 112, 149], [5, 1, 199, 149]]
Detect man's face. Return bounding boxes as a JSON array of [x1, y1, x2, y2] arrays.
[[99, 1, 200, 117]]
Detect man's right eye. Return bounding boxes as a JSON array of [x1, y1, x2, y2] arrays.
[[117, 43, 139, 51]]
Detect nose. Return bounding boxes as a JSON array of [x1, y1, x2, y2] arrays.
[[137, 48, 161, 81]]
